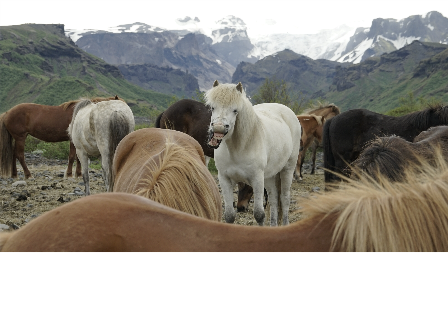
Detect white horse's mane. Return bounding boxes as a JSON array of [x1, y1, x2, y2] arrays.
[[205, 83, 258, 149]]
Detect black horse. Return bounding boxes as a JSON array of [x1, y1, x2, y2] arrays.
[[323, 105, 448, 183]]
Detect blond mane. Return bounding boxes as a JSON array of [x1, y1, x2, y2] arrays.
[[298, 155, 448, 252], [135, 140, 221, 221]]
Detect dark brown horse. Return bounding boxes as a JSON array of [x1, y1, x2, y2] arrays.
[[155, 99, 213, 162], [0, 96, 121, 179], [352, 126, 448, 182], [296, 103, 340, 180], [323, 104, 448, 183]]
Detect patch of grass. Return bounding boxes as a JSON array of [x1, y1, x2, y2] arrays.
[[135, 123, 150, 130], [208, 158, 218, 175], [36, 141, 71, 160]]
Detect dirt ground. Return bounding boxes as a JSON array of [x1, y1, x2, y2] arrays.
[[0, 153, 325, 231]]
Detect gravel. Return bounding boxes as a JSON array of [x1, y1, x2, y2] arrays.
[[0, 153, 325, 231]]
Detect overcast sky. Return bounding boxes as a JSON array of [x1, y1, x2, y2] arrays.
[[1, 0, 447, 37]]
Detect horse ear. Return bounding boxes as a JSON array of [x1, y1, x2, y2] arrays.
[[114, 95, 119, 100], [213, 80, 219, 87], [236, 82, 243, 93]]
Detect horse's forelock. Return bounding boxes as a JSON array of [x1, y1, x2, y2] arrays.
[[205, 83, 248, 110]]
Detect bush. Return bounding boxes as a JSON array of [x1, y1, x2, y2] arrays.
[[251, 77, 309, 114]]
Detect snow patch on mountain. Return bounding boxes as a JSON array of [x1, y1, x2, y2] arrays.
[[248, 25, 356, 60], [66, 22, 166, 42]]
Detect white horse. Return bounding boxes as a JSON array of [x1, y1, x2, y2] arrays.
[[206, 81, 301, 226], [68, 97, 135, 195]]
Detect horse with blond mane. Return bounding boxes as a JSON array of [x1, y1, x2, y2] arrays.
[[206, 81, 301, 226], [0, 97, 119, 179], [113, 128, 221, 221], [2, 155, 448, 251], [68, 98, 135, 195]]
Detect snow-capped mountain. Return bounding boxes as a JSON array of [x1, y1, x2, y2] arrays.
[[66, 11, 448, 67], [248, 25, 357, 61], [334, 11, 448, 63]]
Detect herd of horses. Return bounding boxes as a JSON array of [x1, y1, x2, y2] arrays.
[[1, 81, 448, 251]]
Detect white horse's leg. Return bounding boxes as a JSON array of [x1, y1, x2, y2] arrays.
[[252, 176, 265, 226], [101, 154, 111, 192], [219, 173, 236, 223], [205, 156, 211, 168], [264, 176, 278, 227], [77, 149, 90, 196], [279, 169, 295, 226]]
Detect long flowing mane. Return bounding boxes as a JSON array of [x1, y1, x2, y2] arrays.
[[135, 139, 221, 221], [298, 155, 448, 251], [398, 104, 448, 129], [205, 83, 258, 149]]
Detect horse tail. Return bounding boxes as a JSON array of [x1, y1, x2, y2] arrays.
[[0, 113, 14, 178], [154, 111, 164, 128], [0, 232, 14, 251], [323, 117, 335, 183], [108, 115, 133, 192]]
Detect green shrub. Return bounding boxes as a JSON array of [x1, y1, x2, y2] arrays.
[[37, 141, 71, 160]]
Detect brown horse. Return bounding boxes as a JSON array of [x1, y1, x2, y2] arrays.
[[0, 96, 121, 179], [3, 157, 448, 252], [352, 125, 448, 182], [295, 103, 340, 180], [113, 128, 222, 221]]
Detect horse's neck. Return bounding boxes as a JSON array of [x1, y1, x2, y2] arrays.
[[226, 105, 262, 152]]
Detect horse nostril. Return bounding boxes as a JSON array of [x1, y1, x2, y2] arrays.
[[211, 122, 214, 126], [225, 125, 229, 129]]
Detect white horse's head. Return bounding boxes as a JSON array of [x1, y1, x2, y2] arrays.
[[205, 80, 248, 148]]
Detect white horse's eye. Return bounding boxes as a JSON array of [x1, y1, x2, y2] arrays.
[[233, 109, 237, 113]]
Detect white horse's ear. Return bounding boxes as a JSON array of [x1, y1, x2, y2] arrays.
[[236, 82, 243, 93], [213, 80, 219, 87]]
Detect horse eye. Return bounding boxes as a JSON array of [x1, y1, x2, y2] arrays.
[[233, 109, 237, 113]]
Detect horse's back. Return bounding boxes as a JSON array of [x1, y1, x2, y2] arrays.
[[113, 128, 206, 191]]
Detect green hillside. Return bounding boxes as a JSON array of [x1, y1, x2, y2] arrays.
[[0, 24, 172, 119], [325, 41, 448, 112]]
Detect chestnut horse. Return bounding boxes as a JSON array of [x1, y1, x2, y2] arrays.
[[3, 158, 448, 251], [0, 96, 121, 179], [295, 103, 340, 180], [113, 128, 222, 221], [352, 125, 448, 182]]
